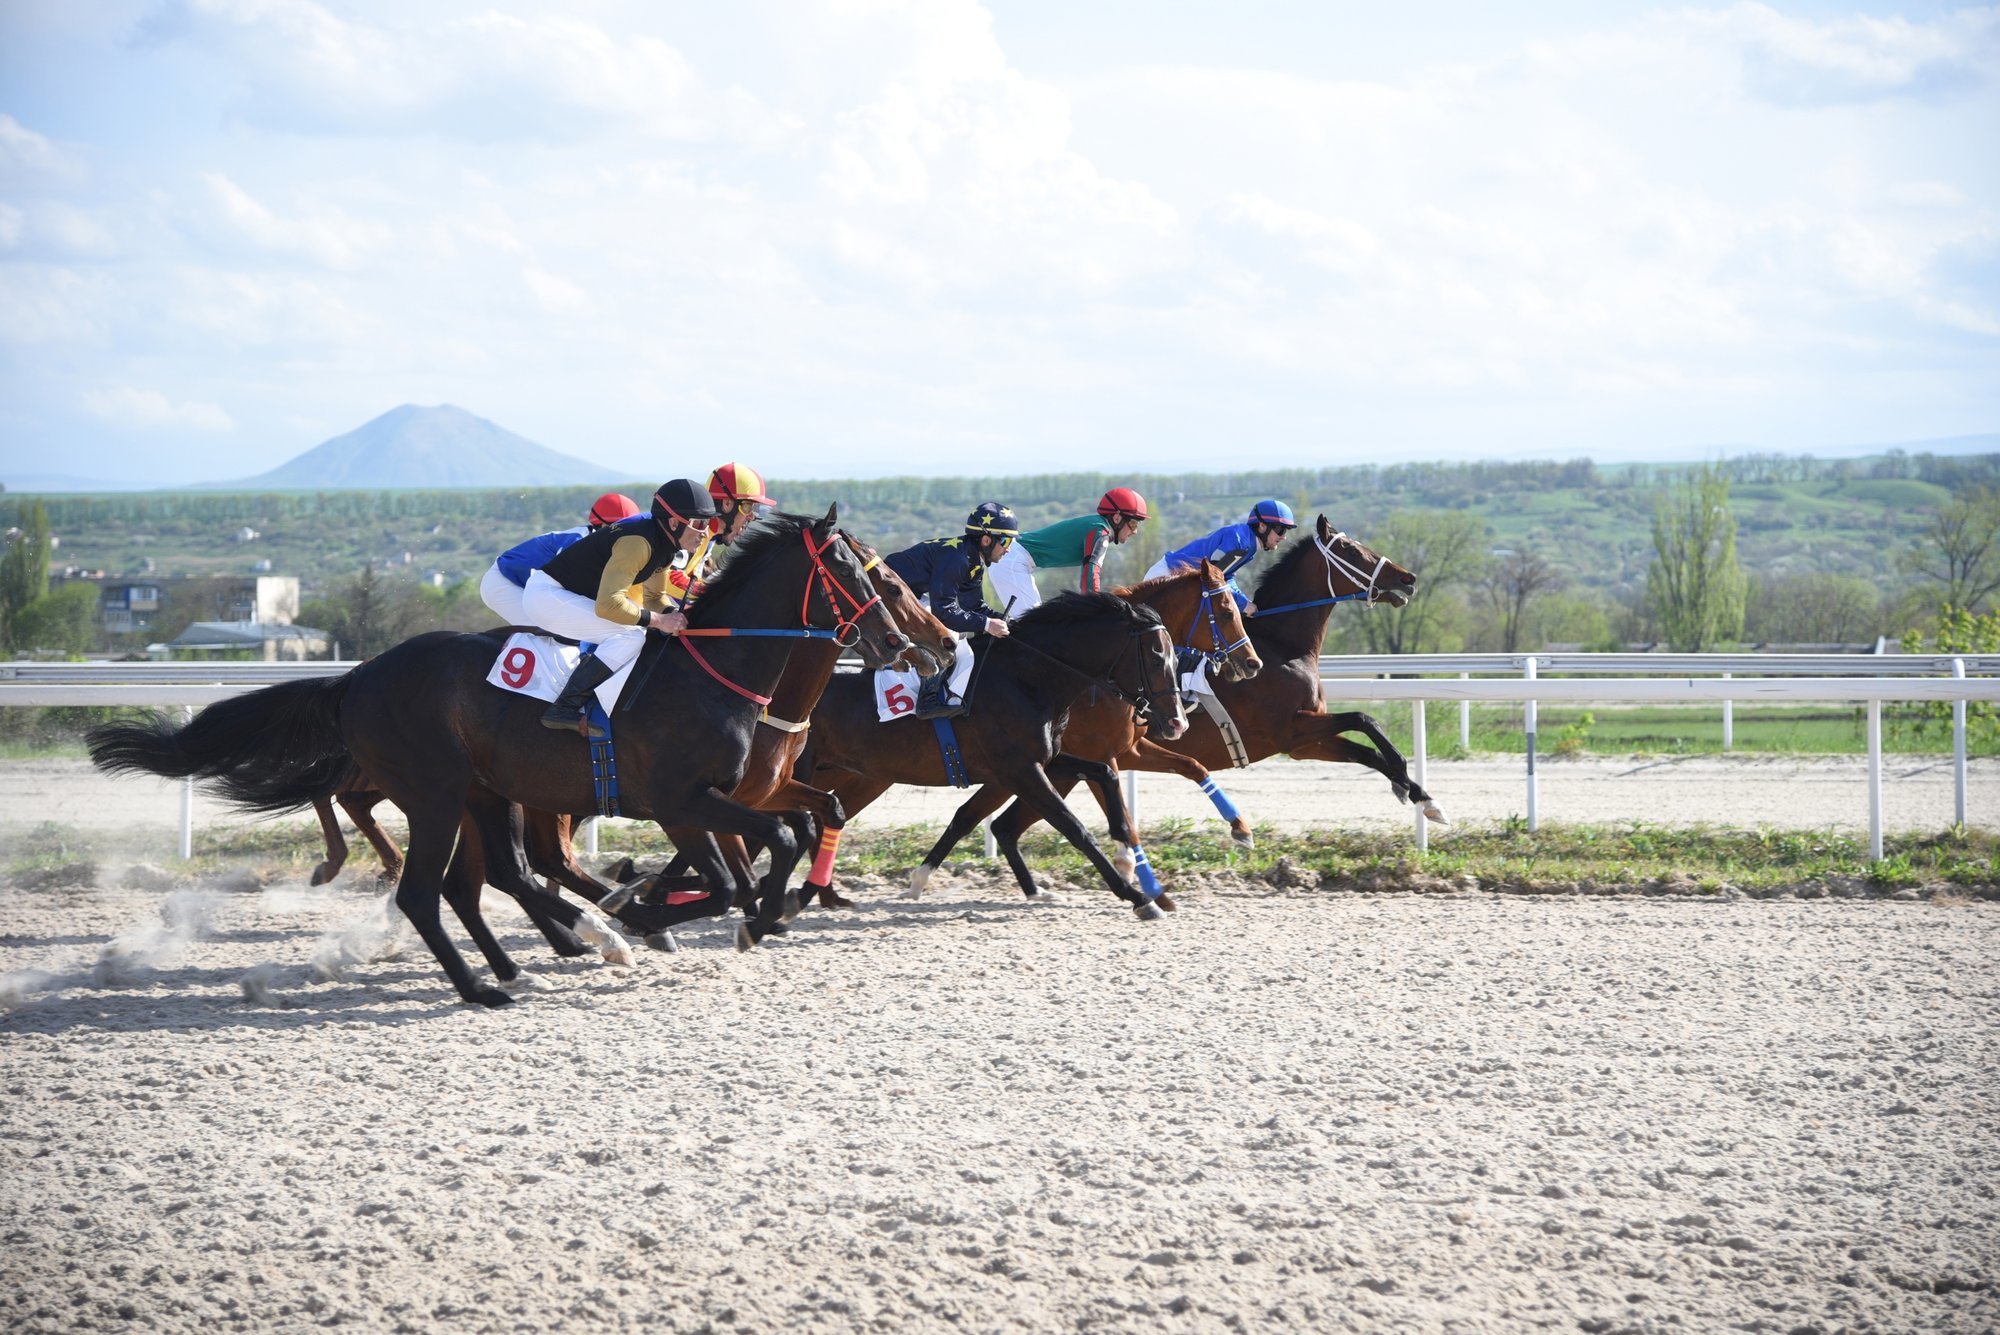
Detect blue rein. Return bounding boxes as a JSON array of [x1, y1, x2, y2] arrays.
[[1246, 589, 1373, 619], [1181, 585, 1251, 666]]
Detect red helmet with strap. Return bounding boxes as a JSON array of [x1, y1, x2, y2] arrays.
[[1097, 486, 1148, 521], [587, 492, 640, 528]]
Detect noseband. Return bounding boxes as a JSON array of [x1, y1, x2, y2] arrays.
[[1183, 581, 1253, 667]]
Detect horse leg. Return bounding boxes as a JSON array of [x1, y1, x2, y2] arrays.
[[525, 811, 622, 906], [1047, 755, 1174, 912], [388, 793, 513, 1008], [469, 798, 595, 960], [441, 816, 520, 984], [309, 795, 348, 886], [1005, 764, 1157, 918], [341, 789, 406, 881], [910, 784, 1014, 899], [1288, 710, 1448, 823], [1127, 737, 1255, 849], [798, 775, 894, 911], [666, 784, 802, 950]]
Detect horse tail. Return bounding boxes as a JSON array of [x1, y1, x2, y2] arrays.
[[85, 674, 356, 816]]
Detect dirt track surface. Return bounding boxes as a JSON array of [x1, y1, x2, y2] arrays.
[[3, 874, 1996, 1334], [2, 754, 1994, 856]]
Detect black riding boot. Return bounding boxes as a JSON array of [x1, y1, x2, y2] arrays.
[[913, 671, 960, 720], [541, 653, 615, 738]]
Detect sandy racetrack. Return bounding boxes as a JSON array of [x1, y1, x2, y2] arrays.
[[3, 864, 1996, 1333]]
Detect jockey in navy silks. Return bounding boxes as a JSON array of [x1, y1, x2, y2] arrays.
[[522, 478, 722, 736], [479, 491, 642, 626], [883, 502, 1017, 714], [1144, 498, 1297, 613]]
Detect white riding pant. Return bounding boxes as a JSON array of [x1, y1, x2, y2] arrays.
[[479, 564, 531, 625], [1143, 556, 1174, 582], [520, 570, 648, 673], [988, 544, 1042, 614]]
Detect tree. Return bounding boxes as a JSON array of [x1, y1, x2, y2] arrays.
[[1900, 484, 2000, 614], [10, 583, 101, 655], [1743, 572, 1881, 645], [1349, 510, 1489, 655], [1, 501, 53, 650], [302, 566, 439, 659], [1479, 549, 1566, 653], [1646, 465, 1745, 651]]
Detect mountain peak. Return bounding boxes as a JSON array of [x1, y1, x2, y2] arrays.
[[209, 406, 628, 491]]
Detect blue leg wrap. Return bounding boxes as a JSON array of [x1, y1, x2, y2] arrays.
[[1128, 846, 1163, 900], [1199, 777, 1243, 824]]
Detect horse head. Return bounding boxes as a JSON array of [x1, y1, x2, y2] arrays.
[[802, 505, 910, 670], [839, 533, 952, 678], [1315, 514, 1415, 608], [1196, 558, 1262, 682], [1122, 602, 1189, 742]]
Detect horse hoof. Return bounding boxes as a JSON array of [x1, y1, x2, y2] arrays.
[[606, 856, 636, 883], [817, 887, 854, 910], [645, 932, 679, 954], [779, 889, 802, 924], [470, 987, 516, 1008], [1133, 901, 1166, 922], [1155, 893, 1178, 913], [907, 865, 933, 898], [735, 923, 758, 952], [1230, 826, 1255, 850], [309, 865, 333, 887], [1423, 802, 1449, 826]]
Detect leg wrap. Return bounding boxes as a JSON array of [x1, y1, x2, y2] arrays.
[[1128, 846, 1163, 900], [807, 826, 842, 887], [1200, 777, 1244, 824]]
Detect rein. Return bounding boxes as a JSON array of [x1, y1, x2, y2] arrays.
[[1246, 530, 1387, 619], [1003, 620, 1178, 721], [1182, 582, 1252, 663]]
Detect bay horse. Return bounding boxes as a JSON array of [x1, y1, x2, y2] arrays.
[[88, 509, 907, 1006], [794, 592, 1190, 919], [972, 515, 1441, 895], [840, 559, 1261, 908]]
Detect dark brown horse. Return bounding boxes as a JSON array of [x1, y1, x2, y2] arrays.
[[795, 592, 1190, 918], [89, 510, 909, 1006], [869, 560, 1261, 905]]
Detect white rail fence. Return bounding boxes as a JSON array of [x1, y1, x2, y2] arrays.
[[5, 656, 1997, 864]]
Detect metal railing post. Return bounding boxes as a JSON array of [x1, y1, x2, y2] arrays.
[[1722, 672, 1733, 752], [1524, 657, 1539, 833], [1953, 659, 1967, 828], [1413, 698, 1429, 853], [984, 821, 997, 859], [1867, 698, 1883, 862], [1124, 768, 1139, 837], [583, 816, 598, 857], [1459, 672, 1470, 751]]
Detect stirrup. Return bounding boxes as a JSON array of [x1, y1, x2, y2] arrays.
[[912, 674, 962, 720]]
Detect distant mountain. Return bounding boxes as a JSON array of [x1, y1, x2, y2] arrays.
[[201, 404, 625, 490], [1, 472, 176, 493]]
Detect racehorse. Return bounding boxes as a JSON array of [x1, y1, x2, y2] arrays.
[[970, 516, 1441, 894], [794, 592, 1190, 918], [834, 559, 1261, 908], [89, 510, 907, 1006]]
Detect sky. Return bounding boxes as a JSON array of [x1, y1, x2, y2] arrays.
[[0, 0, 1994, 486]]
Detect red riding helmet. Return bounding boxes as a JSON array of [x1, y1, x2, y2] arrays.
[[707, 462, 775, 509], [1097, 486, 1149, 522], [587, 492, 641, 529]]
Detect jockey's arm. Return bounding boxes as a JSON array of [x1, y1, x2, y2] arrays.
[[1080, 525, 1109, 593], [591, 534, 655, 625]]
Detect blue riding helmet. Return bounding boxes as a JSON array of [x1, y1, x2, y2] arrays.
[[1249, 499, 1296, 529], [965, 501, 1019, 536]]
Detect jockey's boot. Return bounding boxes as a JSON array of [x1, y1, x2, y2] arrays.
[[913, 671, 959, 720], [541, 653, 615, 738]]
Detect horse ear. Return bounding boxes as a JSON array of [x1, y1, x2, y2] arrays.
[[1316, 514, 1332, 542], [822, 503, 841, 527], [1200, 557, 1219, 579]]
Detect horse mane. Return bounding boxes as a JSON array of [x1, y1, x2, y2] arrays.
[[1013, 591, 1163, 630], [1113, 566, 1202, 599], [1250, 528, 1325, 601], [686, 511, 819, 621]]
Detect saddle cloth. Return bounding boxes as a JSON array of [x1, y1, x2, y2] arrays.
[[874, 635, 976, 722], [485, 632, 634, 715]]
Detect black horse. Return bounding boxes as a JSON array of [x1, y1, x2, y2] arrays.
[[797, 592, 1190, 918], [89, 509, 907, 1007]]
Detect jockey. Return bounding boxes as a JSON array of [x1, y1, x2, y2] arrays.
[[705, 461, 776, 549], [883, 502, 1016, 639], [478, 492, 640, 626], [988, 486, 1148, 613], [1145, 498, 1297, 612], [522, 478, 722, 736]]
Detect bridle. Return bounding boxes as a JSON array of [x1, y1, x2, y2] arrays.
[[1182, 578, 1253, 668], [1245, 529, 1392, 619]]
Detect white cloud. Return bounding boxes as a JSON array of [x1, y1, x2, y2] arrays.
[[82, 386, 235, 432], [199, 173, 390, 269]]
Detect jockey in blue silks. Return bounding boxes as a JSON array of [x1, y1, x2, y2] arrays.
[[1144, 498, 1298, 612]]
